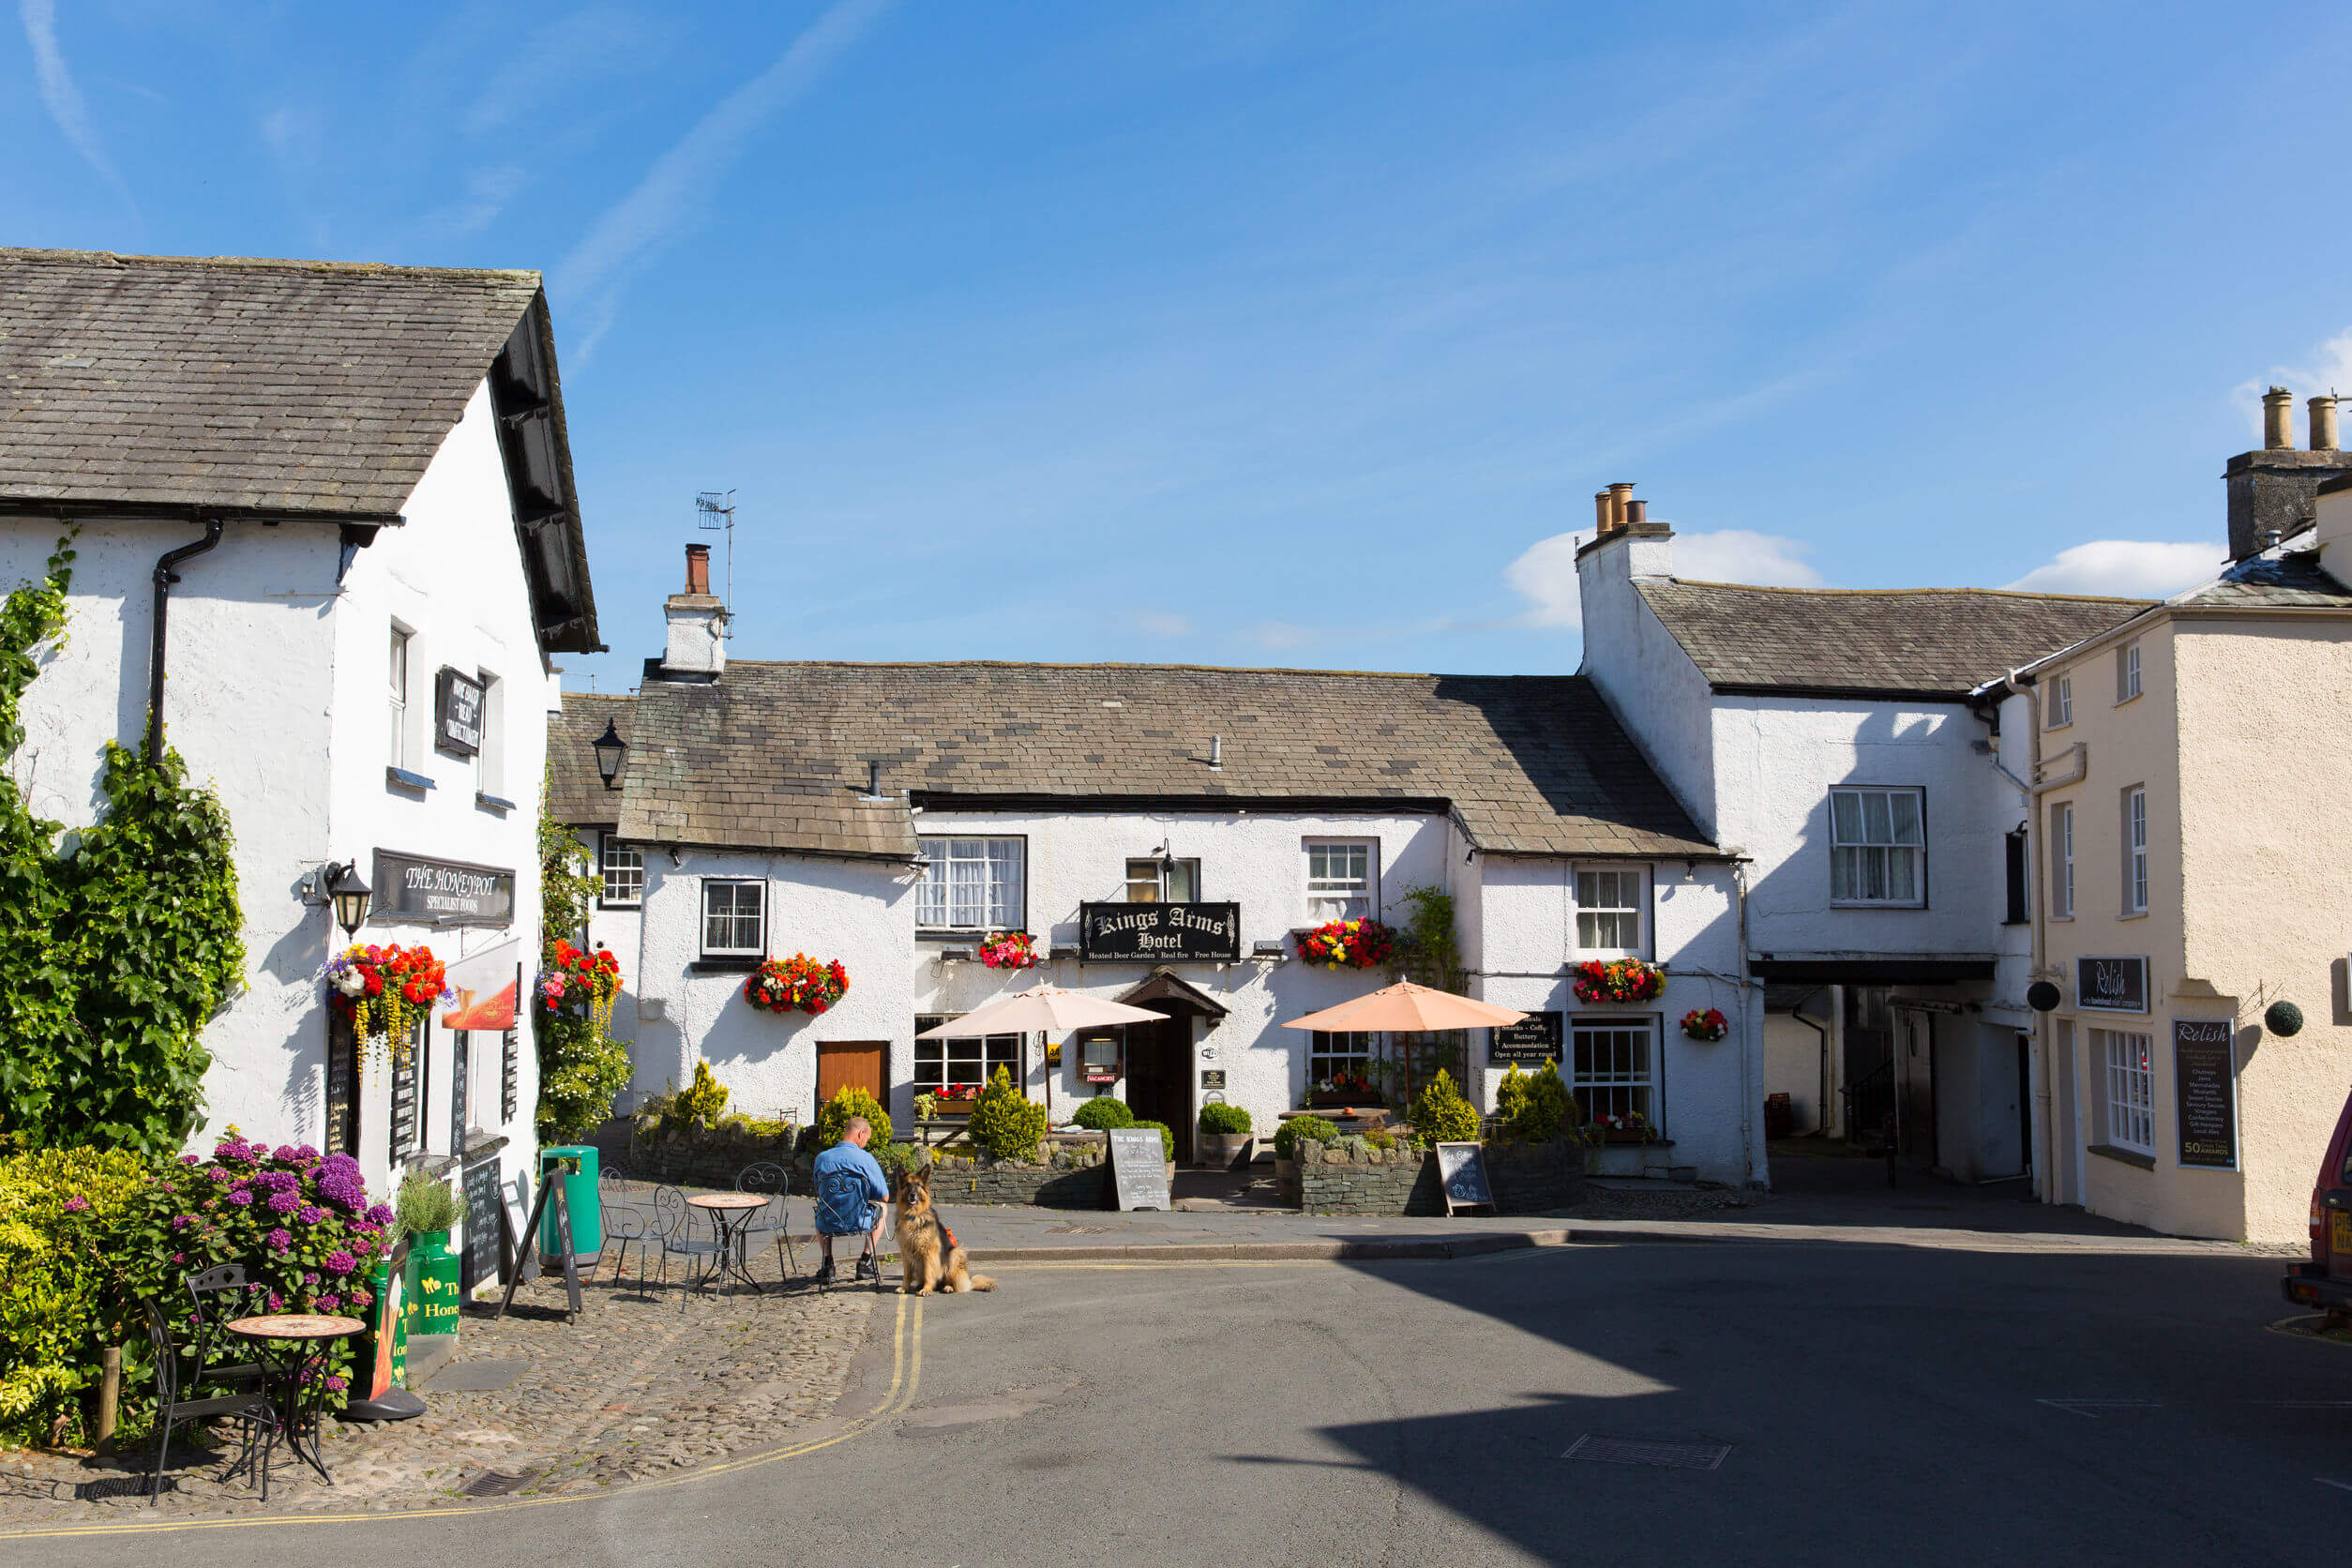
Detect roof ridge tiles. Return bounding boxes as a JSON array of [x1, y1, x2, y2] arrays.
[[1664, 576, 2158, 607], [0, 248, 542, 285]]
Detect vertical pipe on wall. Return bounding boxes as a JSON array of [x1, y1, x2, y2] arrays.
[[147, 519, 226, 766]]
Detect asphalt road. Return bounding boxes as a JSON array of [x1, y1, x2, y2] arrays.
[[11, 1239, 2343, 1567]]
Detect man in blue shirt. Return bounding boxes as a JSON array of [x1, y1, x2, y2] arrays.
[[812, 1116, 891, 1285]]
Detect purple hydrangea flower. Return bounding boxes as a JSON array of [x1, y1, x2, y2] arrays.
[[266, 1291, 284, 1311], [266, 1228, 293, 1253], [273, 1144, 299, 1162], [228, 1187, 254, 1207], [316, 1293, 339, 1312], [260, 1169, 299, 1194], [178, 1153, 200, 1166], [298, 1204, 324, 1224], [303, 1271, 320, 1285], [364, 1203, 394, 1227], [61, 1195, 90, 1213], [170, 1251, 186, 1264], [293, 1144, 318, 1160], [207, 1168, 232, 1184], [267, 1189, 300, 1214], [324, 1375, 347, 1393], [171, 1214, 193, 1230], [324, 1249, 355, 1274]]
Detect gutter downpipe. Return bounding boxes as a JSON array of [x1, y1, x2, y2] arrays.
[[1992, 667, 2056, 1206], [147, 520, 225, 767]]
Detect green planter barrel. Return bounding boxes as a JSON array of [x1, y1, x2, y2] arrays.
[[411, 1229, 461, 1335], [539, 1145, 601, 1260]]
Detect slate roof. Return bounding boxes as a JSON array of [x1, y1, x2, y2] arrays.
[[1637, 580, 2154, 699], [550, 693, 634, 828], [588, 661, 1717, 861], [0, 249, 550, 518], [2173, 546, 2352, 611]]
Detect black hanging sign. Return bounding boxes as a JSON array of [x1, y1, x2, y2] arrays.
[[448, 1028, 469, 1153], [501, 1030, 519, 1124], [1491, 1010, 1562, 1064], [2075, 956, 2148, 1014], [2173, 1018, 2238, 1170], [389, 1048, 418, 1160], [1078, 902, 1241, 961], [371, 851, 515, 928], [435, 668, 484, 757]]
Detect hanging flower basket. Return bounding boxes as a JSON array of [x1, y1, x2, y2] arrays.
[[744, 953, 850, 1016], [977, 930, 1039, 970], [1296, 918, 1395, 970], [1680, 1007, 1729, 1042], [1573, 957, 1665, 1005], [318, 943, 451, 1069], [538, 940, 622, 1030]]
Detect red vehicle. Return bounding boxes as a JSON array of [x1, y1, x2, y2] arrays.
[[2283, 1087, 2352, 1315]]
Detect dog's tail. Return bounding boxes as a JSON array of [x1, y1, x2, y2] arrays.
[[964, 1271, 997, 1291]]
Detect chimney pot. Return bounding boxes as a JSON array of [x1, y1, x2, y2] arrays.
[[1593, 490, 1614, 535], [2265, 385, 2296, 450], [1626, 499, 1647, 525], [1209, 734, 1223, 770], [685, 543, 712, 595], [2313, 396, 2341, 452], [1607, 482, 1635, 531], [867, 760, 882, 796]]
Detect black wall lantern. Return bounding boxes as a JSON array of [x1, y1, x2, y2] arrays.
[[324, 861, 372, 937], [593, 718, 626, 789]]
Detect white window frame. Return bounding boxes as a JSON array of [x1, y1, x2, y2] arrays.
[[2046, 672, 2073, 729], [1309, 1031, 1379, 1084], [915, 837, 1026, 931], [387, 625, 412, 769], [600, 834, 643, 909], [1123, 857, 1200, 903], [1573, 866, 1648, 957], [701, 878, 765, 957], [1827, 786, 1927, 908], [1571, 1018, 1659, 1130], [1304, 838, 1378, 922], [475, 668, 505, 798], [2122, 786, 2148, 915], [2048, 801, 2074, 920], [913, 1019, 1019, 1093], [2093, 1026, 2154, 1154], [2117, 641, 2142, 703]]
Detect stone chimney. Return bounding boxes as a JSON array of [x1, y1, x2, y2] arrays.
[[661, 543, 727, 680], [2224, 385, 2352, 560]]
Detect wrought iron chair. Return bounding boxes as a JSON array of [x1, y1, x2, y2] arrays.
[[734, 1161, 800, 1281], [650, 1184, 728, 1311], [142, 1287, 277, 1503], [812, 1165, 885, 1293], [594, 1165, 660, 1293]]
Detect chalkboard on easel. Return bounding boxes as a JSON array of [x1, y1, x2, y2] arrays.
[[1108, 1127, 1170, 1212], [1436, 1141, 1494, 1214], [473, 1172, 583, 1323], [460, 1158, 502, 1293]]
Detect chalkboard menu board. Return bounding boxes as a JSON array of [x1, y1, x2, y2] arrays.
[[1107, 1127, 1171, 1212], [324, 1014, 357, 1156], [389, 1049, 418, 1160], [501, 1030, 519, 1123], [1491, 1010, 1560, 1064], [1436, 1141, 1493, 1214], [2173, 1019, 2238, 1169], [1078, 902, 1241, 961], [448, 1028, 469, 1153], [2077, 956, 2148, 1014], [460, 1158, 503, 1293]]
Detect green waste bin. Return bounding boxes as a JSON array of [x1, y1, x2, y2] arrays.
[[539, 1145, 601, 1263]]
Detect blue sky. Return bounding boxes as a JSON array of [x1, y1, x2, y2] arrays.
[[8, 1, 2350, 691]]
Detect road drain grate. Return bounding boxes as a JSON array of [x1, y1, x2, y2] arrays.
[[75, 1476, 167, 1500], [459, 1468, 537, 1497], [1562, 1435, 1730, 1470]]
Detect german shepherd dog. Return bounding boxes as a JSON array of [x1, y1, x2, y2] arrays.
[[894, 1166, 996, 1295]]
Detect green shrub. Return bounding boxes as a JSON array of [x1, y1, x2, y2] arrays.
[[394, 1172, 464, 1240], [816, 1085, 892, 1150], [1274, 1115, 1339, 1159], [874, 1141, 920, 1177], [1365, 1127, 1397, 1152], [1197, 1102, 1252, 1136], [1495, 1062, 1574, 1143], [1071, 1096, 1135, 1131], [967, 1065, 1048, 1161], [678, 1061, 731, 1129], [0, 1147, 150, 1445], [1409, 1068, 1480, 1144], [1129, 1120, 1174, 1161]]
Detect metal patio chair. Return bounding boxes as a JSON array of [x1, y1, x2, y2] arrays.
[[595, 1165, 660, 1293], [650, 1184, 728, 1311], [734, 1161, 800, 1282], [142, 1287, 277, 1503], [812, 1165, 885, 1293]]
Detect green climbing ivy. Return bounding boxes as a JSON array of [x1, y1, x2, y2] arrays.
[[0, 539, 247, 1156], [535, 788, 629, 1140]]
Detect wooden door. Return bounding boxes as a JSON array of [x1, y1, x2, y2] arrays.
[[817, 1040, 886, 1115], [1123, 1017, 1195, 1164]]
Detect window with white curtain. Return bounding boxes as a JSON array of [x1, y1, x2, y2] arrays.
[[916, 837, 1025, 930], [1829, 787, 1925, 906], [913, 1018, 1019, 1092], [387, 626, 411, 768], [1304, 839, 1376, 921], [1575, 867, 1646, 954], [2094, 1027, 2154, 1153]]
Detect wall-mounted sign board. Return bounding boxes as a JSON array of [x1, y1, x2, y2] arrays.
[[435, 668, 484, 757], [1078, 902, 1242, 962], [2075, 956, 2148, 1014], [2173, 1018, 2238, 1170], [371, 851, 516, 928], [1490, 1010, 1561, 1064]]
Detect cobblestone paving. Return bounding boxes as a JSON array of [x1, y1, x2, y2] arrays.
[[0, 1251, 880, 1525]]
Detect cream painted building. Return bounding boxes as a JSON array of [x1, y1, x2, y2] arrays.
[[2002, 475, 2352, 1242]]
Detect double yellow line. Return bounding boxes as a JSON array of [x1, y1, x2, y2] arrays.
[[0, 1294, 926, 1541]]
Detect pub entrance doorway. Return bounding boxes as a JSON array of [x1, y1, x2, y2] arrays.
[[1112, 967, 1229, 1167]]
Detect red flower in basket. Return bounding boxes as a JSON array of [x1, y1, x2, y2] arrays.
[[1680, 1007, 1729, 1042], [744, 954, 851, 1016], [1295, 918, 1395, 970], [977, 930, 1038, 970], [1572, 958, 1665, 1004]]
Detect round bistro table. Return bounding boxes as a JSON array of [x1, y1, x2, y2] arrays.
[[224, 1313, 366, 1485], [686, 1191, 771, 1297]]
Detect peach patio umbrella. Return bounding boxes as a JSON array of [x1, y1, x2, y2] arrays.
[[1280, 979, 1527, 1034], [915, 983, 1168, 1037]]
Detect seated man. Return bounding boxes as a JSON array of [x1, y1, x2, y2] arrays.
[[812, 1115, 891, 1285]]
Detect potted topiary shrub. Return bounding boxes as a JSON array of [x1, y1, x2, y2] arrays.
[[1197, 1102, 1254, 1169], [1069, 1095, 1135, 1133], [1272, 1113, 1340, 1180], [968, 1065, 1048, 1161]]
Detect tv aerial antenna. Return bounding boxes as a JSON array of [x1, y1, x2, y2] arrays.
[[694, 490, 736, 634]]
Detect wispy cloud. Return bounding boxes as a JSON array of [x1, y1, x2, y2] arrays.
[[1134, 611, 1192, 638], [1505, 525, 1823, 631], [19, 0, 135, 216], [464, 5, 656, 137], [2004, 540, 2221, 599], [554, 0, 889, 354], [2234, 327, 2352, 445]]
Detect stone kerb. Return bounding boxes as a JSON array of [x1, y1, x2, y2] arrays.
[[1293, 1135, 1586, 1216]]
